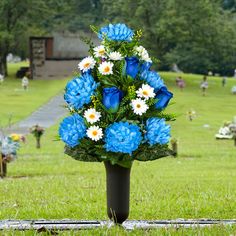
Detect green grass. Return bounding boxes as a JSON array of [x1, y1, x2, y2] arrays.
[[0, 63, 67, 127], [1, 71, 236, 235]]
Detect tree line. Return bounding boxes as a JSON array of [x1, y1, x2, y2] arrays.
[[1, 0, 236, 76]]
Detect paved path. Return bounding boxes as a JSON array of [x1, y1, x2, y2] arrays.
[[1, 94, 67, 136]]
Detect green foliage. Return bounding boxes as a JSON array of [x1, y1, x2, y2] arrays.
[[64, 141, 134, 168], [133, 144, 174, 161], [64, 140, 102, 162], [102, 0, 236, 75], [64, 141, 173, 168], [0, 0, 53, 74], [2, 0, 236, 76]]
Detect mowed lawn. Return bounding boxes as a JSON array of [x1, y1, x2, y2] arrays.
[[0, 63, 67, 127], [1, 69, 236, 235]]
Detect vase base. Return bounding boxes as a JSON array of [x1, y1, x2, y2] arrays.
[[108, 210, 129, 224], [105, 162, 131, 225]]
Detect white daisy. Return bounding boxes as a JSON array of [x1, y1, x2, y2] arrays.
[[84, 108, 101, 124], [134, 46, 152, 63], [94, 45, 106, 58], [98, 61, 114, 75], [135, 45, 146, 54], [141, 51, 152, 62], [131, 98, 149, 116], [87, 126, 103, 141], [78, 56, 96, 73], [136, 84, 155, 100], [109, 51, 123, 61]]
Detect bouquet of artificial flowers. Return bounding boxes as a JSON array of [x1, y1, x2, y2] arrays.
[[59, 23, 175, 168], [0, 134, 25, 162], [30, 125, 45, 138]]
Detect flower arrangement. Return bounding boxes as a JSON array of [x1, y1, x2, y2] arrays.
[[59, 23, 175, 168], [0, 134, 25, 163], [30, 125, 45, 148]]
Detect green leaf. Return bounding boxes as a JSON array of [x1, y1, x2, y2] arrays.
[[133, 144, 174, 161], [116, 160, 133, 168], [64, 143, 101, 162], [90, 25, 99, 34]]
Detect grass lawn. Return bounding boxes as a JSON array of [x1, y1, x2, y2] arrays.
[[1, 71, 236, 235], [0, 62, 67, 127]]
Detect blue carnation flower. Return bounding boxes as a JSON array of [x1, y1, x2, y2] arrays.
[[104, 122, 142, 154], [140, 70, 164, 92], [64, 73, 98, 110], [59, 114, 86, 147], [98, 23, 134, 42], [145, 118, 171, 145]]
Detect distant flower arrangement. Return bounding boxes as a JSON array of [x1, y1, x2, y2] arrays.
[[30, 125, 45, 138], [0, 134, 25, 163], [59, 23, 175, 167]]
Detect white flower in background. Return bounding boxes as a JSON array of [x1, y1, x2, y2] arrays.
[[94, 45, 106, 58], [131, 98, 149, 116], [84, 108, 101, 124], [98, 61, 114, 75], [87, 126, 103, 141], [78, 56, 96, 73], [109, 51, 123, 61], [0, 74, 4, 84], [136, 84, 155, 100], [134, 45, 152, 63]]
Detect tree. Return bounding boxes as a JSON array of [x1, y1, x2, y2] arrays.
[[0, 0, 55, 76], [102, 0, 236, 75], [1, 0, 235, 76]]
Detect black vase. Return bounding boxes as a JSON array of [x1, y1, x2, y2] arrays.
[[104, 161, 131, 224]]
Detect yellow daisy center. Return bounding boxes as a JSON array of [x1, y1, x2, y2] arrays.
[[84, 62, 90, 68], [143, 91, 148, 96], [136, 104, 141, 108], [104, 66, 110, 73], [92, 130, 98, 136], [89, 114, 95, 119], [99, 49, 105, 55]]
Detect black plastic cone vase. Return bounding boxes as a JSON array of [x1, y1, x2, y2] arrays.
[[104, 161, 131, 224]]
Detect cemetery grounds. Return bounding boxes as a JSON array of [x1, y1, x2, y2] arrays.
[[0, 63, 236, 235]]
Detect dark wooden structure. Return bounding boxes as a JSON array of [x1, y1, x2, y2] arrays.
[[29, 32, 99, 79]]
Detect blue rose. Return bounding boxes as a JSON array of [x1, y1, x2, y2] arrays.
[[125, 57, 139, 78], [59, 114, 86, 147], [155, 86, 173, 110], [64, 73, 98, 110], [98, 23, 134, 42], [145, 118, 171, 145], [104, 122, 142, 154], [140, 61, 152, 71], [140, 70, 164, 92], [102, 87, 123, 112]]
